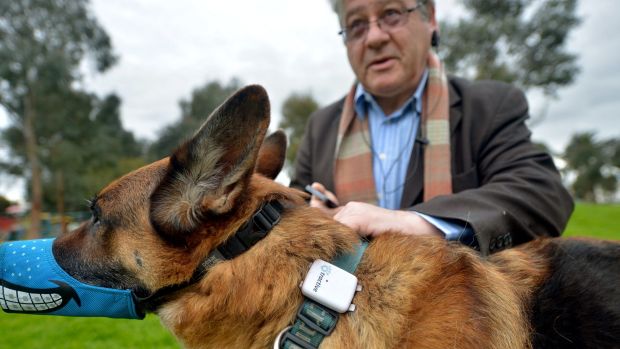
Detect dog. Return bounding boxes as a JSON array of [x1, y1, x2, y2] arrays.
[[34, 86, 620, 348]]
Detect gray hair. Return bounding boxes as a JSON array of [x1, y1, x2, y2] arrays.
[[329, 0, 435, 25]]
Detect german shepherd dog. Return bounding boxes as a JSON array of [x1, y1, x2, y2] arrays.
[[50, 86, 618, 348]]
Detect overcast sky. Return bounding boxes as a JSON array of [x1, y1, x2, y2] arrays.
[[1, 0, 619, 201]]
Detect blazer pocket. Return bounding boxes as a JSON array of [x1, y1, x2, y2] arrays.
[[452, 166, 479, 193]]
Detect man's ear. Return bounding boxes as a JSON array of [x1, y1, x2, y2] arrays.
[[255, 130, 287, 180], [150, 85, 270, 239]]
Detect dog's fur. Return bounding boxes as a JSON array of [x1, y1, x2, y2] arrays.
[[52, 85, 620, 348]]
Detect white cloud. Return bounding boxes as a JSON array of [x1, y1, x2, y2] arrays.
[[81, 0, 619, 148], [84, 0, 354, 139], [528, 0, 620, 152], [1, 0, 619, 201]]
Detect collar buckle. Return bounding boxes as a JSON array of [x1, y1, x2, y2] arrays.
[[279, 300, 339, 349]]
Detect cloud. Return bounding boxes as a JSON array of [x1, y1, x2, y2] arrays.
[[84, 0, 355, 139], [1, 0, 618, 201], [529, 0, 620, 151], [81, 0, 619, 149]]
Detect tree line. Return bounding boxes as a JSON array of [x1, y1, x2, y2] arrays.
[[1, 0, 616, 238]]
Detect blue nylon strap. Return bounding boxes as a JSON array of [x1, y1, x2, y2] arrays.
[[280, 240, 369, 349], [331, 240, 369, 273]]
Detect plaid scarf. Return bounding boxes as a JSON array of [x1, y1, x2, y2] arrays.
[[333, 51, 452, 206]]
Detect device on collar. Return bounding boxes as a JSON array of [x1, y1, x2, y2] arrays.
[[0, 238, 143, 319], [300, 259, 360, 313], [277, 241, 368, 349]]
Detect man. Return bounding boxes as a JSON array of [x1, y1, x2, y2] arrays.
[[290, 0, 574, 256]]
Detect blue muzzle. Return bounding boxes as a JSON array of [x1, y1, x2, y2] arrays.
[[0, 238, 144, 319]]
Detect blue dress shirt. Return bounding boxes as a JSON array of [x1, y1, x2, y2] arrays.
[[353, 72, 425, 210], [352, 71, 474, 242]]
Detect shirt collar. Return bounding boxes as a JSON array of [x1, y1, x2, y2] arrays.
[[354, 69, 428, 120]]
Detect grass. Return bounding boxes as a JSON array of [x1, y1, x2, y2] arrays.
[[1, 203, 618, 348], [563, 202, 620, 240], [0, 312, 180, 349]]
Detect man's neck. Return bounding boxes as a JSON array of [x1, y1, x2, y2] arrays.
[[362, 70, 428, 116], [374, 93, 414, 116]]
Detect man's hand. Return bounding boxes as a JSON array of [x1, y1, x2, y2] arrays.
[[307, 182, 340, 214], [305, 185, 442, 238], [333, 202, 443, 238]]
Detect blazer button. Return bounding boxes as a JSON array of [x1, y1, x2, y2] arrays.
[[496, 236, 504, 250]]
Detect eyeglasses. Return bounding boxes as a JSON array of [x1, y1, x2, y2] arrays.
[[339, 3, 424, 44]]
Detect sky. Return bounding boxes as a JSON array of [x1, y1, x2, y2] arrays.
[[1, 0, 619, 202]]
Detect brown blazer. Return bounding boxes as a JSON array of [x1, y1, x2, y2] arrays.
[[291, 77, 574, 256]]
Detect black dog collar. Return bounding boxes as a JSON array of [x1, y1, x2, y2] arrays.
[[137, 200, 284, 311], [195, 200, 284, 274]]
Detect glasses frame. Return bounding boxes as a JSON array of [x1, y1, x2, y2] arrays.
[[338, 3, 424, 44]]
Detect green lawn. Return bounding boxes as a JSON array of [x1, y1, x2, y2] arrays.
[[1, 203, 618, 348], [0, 312, 180, 349], [563, 202, 620, 240]]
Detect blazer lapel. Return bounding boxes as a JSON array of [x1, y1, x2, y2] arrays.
[[399, 78, 462, 208], [448, 79, 462, 134], [325, 101, 344, 191], [399, 127, 425, 208]]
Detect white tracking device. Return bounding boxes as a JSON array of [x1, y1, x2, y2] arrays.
[[300, 259, 361, 313]]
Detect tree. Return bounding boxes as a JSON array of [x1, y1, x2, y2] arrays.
[[0, 0, 117, 238], [564, 132, 618, 202], [278, 93, 319, 174], [440, 0, 581, 109], [606, 139, 620, 169], [148, 79, 242, 160], [2, 89, 145, 232], [78, 94, 145, 202], [39, 92, 143, 212]]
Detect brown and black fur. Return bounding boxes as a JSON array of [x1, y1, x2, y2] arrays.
[[48, 85, 619, 348]]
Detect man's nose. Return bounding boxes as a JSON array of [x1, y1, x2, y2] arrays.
[[365, 21, 390, 48]]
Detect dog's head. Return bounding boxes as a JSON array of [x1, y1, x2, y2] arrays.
[[52, 85, 291, 305]]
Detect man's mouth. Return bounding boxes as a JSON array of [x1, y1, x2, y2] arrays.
[[368, 57, 396, 70]]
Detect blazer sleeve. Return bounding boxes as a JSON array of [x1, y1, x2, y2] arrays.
[[413, 83, 574, 256], [290, 114, 315, 192], [290, 99, 342, 193]]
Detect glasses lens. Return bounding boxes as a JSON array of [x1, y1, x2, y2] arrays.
[[381, 9, 405, 28], [349, 23, 368, 42], [342, 5, 416, 43]]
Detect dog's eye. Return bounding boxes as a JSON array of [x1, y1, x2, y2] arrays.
[[88, 196, 102, 225]]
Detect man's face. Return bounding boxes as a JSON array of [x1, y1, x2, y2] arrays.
[[342, 0, 437, 101]]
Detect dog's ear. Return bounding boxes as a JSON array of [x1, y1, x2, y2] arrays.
[[150, 85, 270, 238], [255, 130, 287, 180]]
